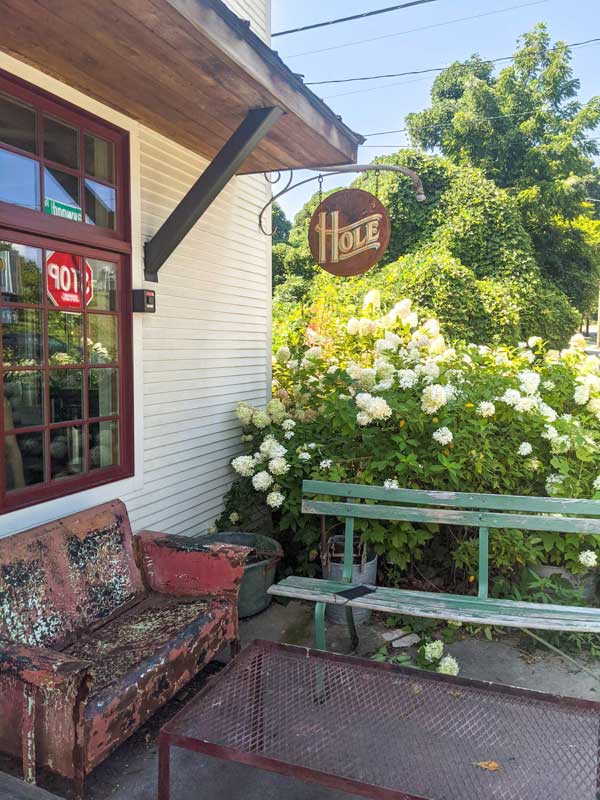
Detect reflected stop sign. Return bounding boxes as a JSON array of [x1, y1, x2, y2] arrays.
[[46, 252, 93, 309]]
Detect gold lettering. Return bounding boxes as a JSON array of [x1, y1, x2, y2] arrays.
[[314, 211, 383, 264]]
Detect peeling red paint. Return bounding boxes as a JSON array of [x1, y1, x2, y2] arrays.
[[0, 502, 249, 796]]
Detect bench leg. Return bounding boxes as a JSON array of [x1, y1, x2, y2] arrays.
[[345, 606, 359, 652], [521, 628, 600, 686], [158, 735, 170, 800], [22, 685, 36, 785], [314, 602, 327, 650]]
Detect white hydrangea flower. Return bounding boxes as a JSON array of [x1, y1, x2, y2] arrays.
[[286, 359, 300, 370], [236, 402, 254, 426], [327, 365, 339, 375], [432, 427, 453, 446], [374, 358, 395, 380], [231, 455, 255, 477], [416, 361, 440, 383], [518, 442, 533, 456], [303, 346, 323, 362], [355, 392, 392, 424], [281, 419, 296, 431], [393, 298, 412, 320], [229, 512, 240, 524], [320, 459, 333, 469], [260, 436, 286, 459], [574, 384, 591, 405], [357, 411, 371, 427], [476, 401, 495, 417], [421, 384, 448, 414], [298, 451, 311, 462], [550, 435, 571, 455], [437, 655, 459, 676], [413, 333, 430, 349], [405, 311, 419, 328], [518, 370, 540, 395], [569, 333, 587, 350], [526, 458, 541, 472], [275, 346, 291, 364], [383, 478, 400, 490], [269, 457, 290, 476], [528, 336, 543, 348], [422, 318, 440, 337], [514, 396, 536, 413], [537, 401, 558, 422], [545, 473, 565, 495], [542, 424, 559, 441], [429, 335, 446, 355], [423, 640, 444, 663], [252, 471, 274, 491], [284, 431, 295, 440], [362, 289, 381, 310], [346, 317, 360, 335], [500, 389, 521, 407], [266, 491, 285, 509], [252, 409, 271, 429], [397, 369, 418, 389], [522, 350, 535, 364], [542, 380, 556, 391], [593, 476, 600, 492], [579, 550, 598, 569], [266, 398, 287, 423], [358, 317, 377, 337], [308, 443, 317, 449]]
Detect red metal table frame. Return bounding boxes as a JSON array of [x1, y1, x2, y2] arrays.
[[158, 640, 600, 800]]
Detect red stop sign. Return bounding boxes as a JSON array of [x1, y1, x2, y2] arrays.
[[46, 252, 93, 309]]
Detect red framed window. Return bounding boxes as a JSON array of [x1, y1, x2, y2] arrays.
[[0, 70, 133, 514]]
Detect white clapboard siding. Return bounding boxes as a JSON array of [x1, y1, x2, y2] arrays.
[[123, 122, 271, 535]]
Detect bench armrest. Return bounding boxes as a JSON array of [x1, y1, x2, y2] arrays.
[[0, 640, 90, 689], [135, 531, 251, 599]]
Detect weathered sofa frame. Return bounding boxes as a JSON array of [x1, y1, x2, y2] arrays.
[[0, 500, 249, 798]]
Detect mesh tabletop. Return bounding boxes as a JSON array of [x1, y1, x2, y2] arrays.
[[162, 641, 600, 800]]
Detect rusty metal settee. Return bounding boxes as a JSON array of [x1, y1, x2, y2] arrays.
[[0, 500, 249, 797]]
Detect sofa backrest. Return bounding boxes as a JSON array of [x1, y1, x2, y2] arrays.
[[0, 500, 145, 649]]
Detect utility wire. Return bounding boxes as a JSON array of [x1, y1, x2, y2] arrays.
[[307, 36, 600, 85], [282, 0, 547, 60], [272, 0, 441, 38], [322, 39, 600, 99]]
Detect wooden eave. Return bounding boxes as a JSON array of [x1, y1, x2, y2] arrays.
[[0, 0, 364, 173]]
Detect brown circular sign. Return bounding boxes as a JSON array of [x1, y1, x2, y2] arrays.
[[308, 188, 391, 277]]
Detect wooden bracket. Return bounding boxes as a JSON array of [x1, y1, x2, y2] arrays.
[[144, 106, 284, 281]]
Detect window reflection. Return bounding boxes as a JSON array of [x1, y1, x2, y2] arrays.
[[2, 309, 43, 366], [88, 315, 117, 363], [3, 371, 44, 429], [87, 259, 117, 310], [44, 116, 79, 169], [85, 180, 116, 229], [44, 168, 82, 222], [5, 430, 45, 491], [90, 420, 119, 470], [0, 93, 37, 154], [0, 242, 42, 304], [0, 150, 40, 211], [50, 426, 83, 479], [50, 370, 83, 423], [84, 134, 115, 183], [89, 368, 118, 417], [48, 311, 83, 364]]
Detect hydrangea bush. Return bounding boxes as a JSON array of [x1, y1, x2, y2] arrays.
[[218, 292, 600, 588]]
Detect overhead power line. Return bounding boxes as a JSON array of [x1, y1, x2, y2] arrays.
[[272, 0, 441, 38], [307, 36, 600, 86], [282, 0, 547, 60]]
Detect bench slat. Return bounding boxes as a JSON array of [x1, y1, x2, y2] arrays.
[[302, 499, 600, 535], [303, 480, 600, 516], [269, 577, 600, 633]]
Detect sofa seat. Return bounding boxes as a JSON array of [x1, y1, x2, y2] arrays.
[[64, 592, 235, 771]]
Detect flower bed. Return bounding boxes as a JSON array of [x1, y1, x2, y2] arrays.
[[218, 292, 600, 589]]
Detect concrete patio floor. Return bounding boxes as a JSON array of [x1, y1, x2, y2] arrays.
[[7, 599, 600, 800]]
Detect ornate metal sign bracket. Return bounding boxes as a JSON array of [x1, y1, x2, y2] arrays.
[[259, 163, 426, 237]]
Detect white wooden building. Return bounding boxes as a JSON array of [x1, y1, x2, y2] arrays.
[[0, 0, 361, 537]]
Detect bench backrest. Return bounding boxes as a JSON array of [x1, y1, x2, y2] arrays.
[[302, 480, 600, 598], [0, 500, 145, 649]]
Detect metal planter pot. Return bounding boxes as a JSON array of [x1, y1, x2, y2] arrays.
[[202, 531, 283, 618], [323, 534, 378, 625]]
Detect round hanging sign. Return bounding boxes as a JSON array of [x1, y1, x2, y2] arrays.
[[308, 188, 391, 277]]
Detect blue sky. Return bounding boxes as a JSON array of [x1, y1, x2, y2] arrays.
[[271, 0, 600, 221]]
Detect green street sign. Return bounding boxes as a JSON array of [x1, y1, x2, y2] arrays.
[[44, 197, 83, 222]]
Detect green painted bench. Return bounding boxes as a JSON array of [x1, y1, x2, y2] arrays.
[[268, 480, 600, 651]]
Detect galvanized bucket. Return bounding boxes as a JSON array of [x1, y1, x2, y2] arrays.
[[202, 531, 283, 618], [323, 534, 377, 625]]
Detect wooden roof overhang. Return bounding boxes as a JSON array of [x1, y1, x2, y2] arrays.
[[0, 0, 363, 174]]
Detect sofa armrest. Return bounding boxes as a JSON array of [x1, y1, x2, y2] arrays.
[[0, 640, 90, 689], [135, 531, 251, 598]]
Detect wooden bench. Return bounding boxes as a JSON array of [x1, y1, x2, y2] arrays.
[[268, 480, 600, 650]]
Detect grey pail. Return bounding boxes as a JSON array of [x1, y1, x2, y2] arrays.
[[323, 535, 377, 624]]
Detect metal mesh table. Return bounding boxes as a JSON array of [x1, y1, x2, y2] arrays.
[[158, 640, 600, 800]]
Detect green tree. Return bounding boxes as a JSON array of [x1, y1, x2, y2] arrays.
[[271, 202, 291, 244], [406, 24, 600, 311]]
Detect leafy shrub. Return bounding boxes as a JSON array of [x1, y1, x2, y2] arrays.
[[218, 293, 600, 588]]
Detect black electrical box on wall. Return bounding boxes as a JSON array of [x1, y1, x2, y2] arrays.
[[132, 289, 156, 313]]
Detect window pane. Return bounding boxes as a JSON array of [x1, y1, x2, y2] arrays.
[[0, 93, 37, 154], [48, 311, 83, 364], [0, 149, 40, 211], [2, 308, 43, 366], [85, 180, 116, 230], [89, 420, 119, 470], [44, 168, 82, 222], [50, 426, 84, 479], [44, 116, 79, 169], [0, 242, 42, 304], [88, 314, 117, 363], [49, 369, 83, 423], [3, 371, 44, 428], [5, 431, 45, 490], [89, 368, 118, 417], [46, 251, 82, 310], [84, 134, 114, 183], [86, 259, 117, 310]]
